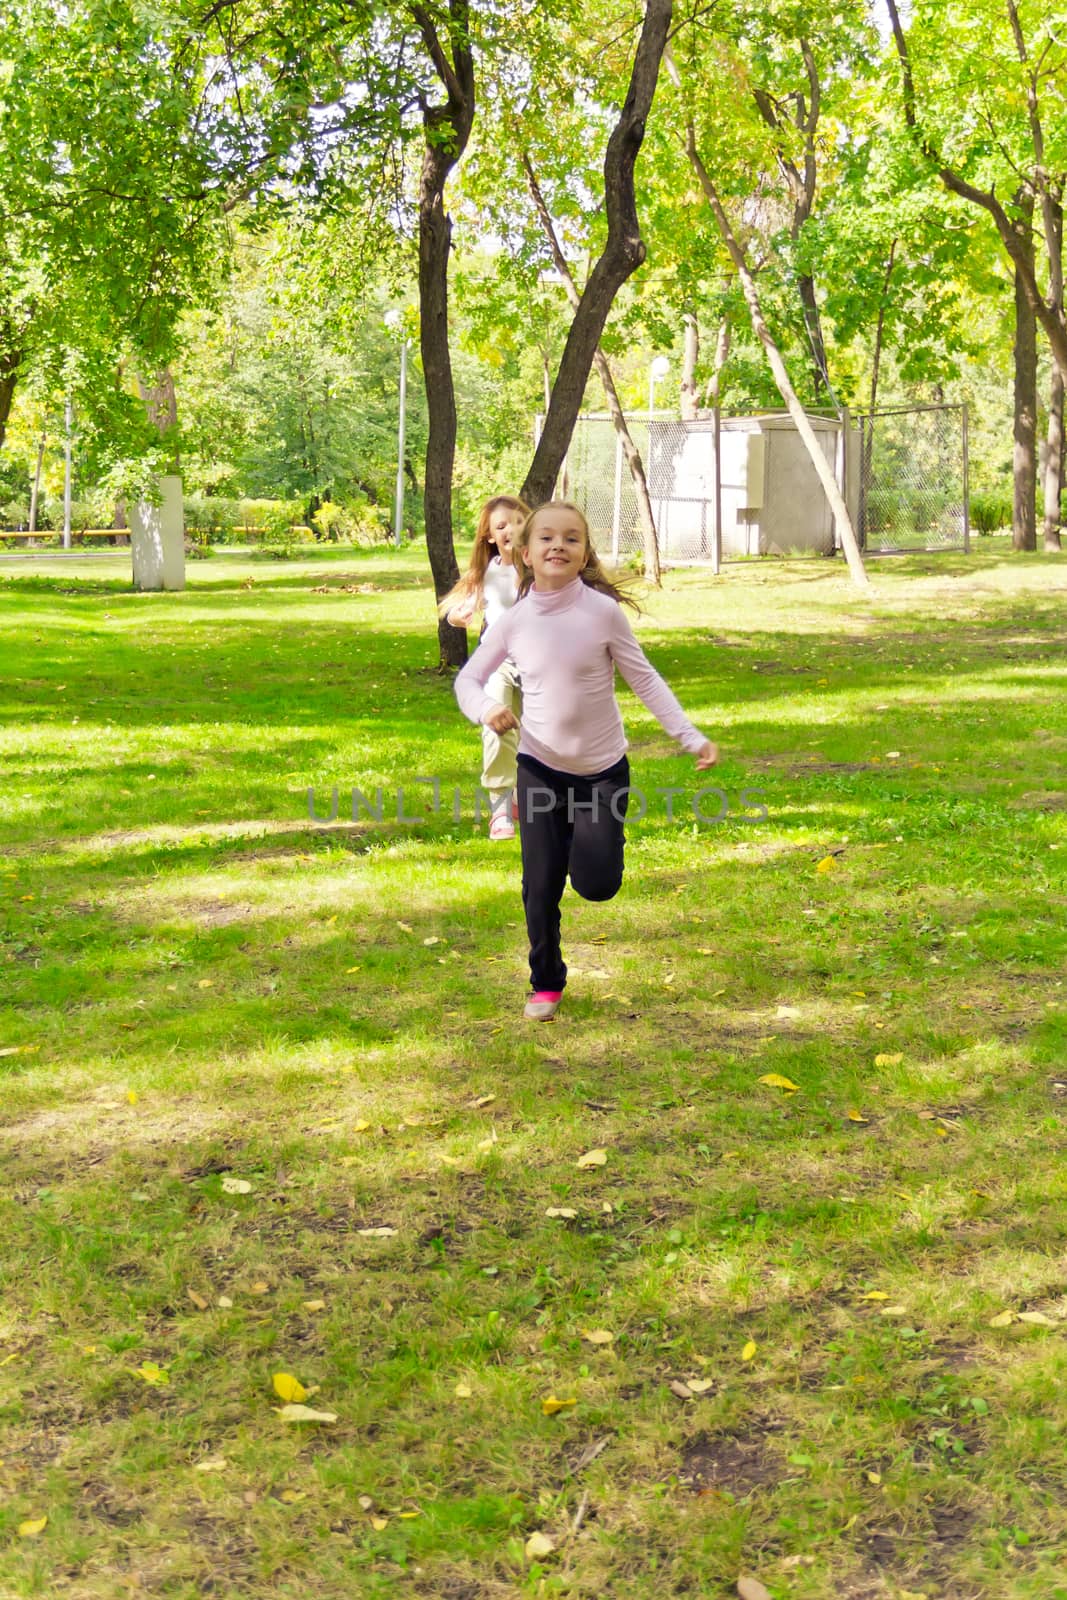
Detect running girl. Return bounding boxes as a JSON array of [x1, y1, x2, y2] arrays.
[[454, 500, 718, 1018], [440, 495, 530, 839]]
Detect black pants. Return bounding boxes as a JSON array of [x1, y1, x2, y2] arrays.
[[516, 753, 630, 992]]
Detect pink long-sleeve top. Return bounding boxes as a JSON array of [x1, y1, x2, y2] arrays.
[[454, 577, 707, 776]]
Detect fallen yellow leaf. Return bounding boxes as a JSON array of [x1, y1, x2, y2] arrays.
[[197, 978, 214, 989], [988, 1309, 1015, 1328], [847, 1108, 869, 1123], [859, 1291, 889, 1302], [816, 855, 836, 873], [250, 1281, 271, 1295], [370, 1515, 389, 1531], [758, 1073, 799, 1092], [686, 1377, 714, 1394], [581, 1329, 614, 1346], [345, 965, 361, 974], [576, 1148, 608, 1168], [874, 1052, 903, 1067], [357, 1226, 396, 1238], [193, 1456, 228, 1473], [187, 1288, 209, 1311], [302, 1300, 326, 1313], [525, 1530, 556, 1560], [741, 1340, 757, 1362], [220, 1176, 252, 1195], [396, 1510, 420, 1520], [546, 1207, 577, 1220], [126, 1090, 139, 1105], [272, 1372, 308, 1404], [274, 1404, 337, 1422], [541, 1396, 578, 1415], [1017, 1311, 1056, 1327], [18, 1516, 47, 1538], [866, 1470, 882, 1485], [454, 1382, 472, 1398], [132, 1362, 169, 1385]]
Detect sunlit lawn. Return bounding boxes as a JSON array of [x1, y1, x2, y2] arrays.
[[1, 542, 1065, 1599]]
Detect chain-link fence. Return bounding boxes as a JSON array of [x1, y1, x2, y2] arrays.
[[559, 411, 847, 563], [857, 404, 969, 553], [563, 415, 721, 563]]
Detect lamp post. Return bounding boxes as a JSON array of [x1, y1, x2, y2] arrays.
[[648, 354, 670, 417], [62, 394, 73, 550], [384, 310, 409, 544]]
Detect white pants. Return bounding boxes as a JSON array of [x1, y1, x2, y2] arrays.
[[481, 658, 522, 797]]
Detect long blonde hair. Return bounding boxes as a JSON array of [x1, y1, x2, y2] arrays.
[[438, 495, 530, 618], [516, 501, 640, 612]]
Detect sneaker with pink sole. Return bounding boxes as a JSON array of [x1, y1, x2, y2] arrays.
[[524, 990, 562, 1020]]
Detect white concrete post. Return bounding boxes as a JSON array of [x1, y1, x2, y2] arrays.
[[130, 474, 185, 591]]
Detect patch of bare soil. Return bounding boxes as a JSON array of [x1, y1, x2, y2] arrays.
[[175, 898, 258, 927], [415, 1579, 489, 1600], [679, 1423, 782, 1496]]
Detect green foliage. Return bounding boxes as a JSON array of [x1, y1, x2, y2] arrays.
[[970, 490, 1013, 534]]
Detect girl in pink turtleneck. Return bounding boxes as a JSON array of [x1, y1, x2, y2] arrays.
[[455, 501, 718, 1021]]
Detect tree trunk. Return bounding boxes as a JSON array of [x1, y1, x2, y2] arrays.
[[520, 149, 660, 583], [680, 313, 699, 420], [1044, 367, 1064, 550], [704, 316, 730, 405], [1042, 194, 1064, 550], [0, 352, 19, 452], [1012, 195, 1038, 552], [133, 368, 185, 590], [797, 273, 828, 400], [670, 78, 868, 586], [28, 433, 46, 533], [753, 40, 829, 401], [520, 0, 673, 507], [413, 1, 475, 669]]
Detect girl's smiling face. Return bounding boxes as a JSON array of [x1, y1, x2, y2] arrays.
[[522, 506, 589, 589]]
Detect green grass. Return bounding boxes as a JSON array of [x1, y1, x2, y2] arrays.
[[1, 543, 1065, 1600]]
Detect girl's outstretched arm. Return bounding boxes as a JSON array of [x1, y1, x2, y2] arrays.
[[607, 607, 713, 758], [454, 616, 512, 727]]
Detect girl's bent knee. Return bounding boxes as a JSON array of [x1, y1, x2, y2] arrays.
[[571, 871, 623, 903]]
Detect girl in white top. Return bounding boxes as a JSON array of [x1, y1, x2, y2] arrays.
[[439, 495, 530, 838]]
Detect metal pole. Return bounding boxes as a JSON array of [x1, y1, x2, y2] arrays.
[[393, 341, 408, 544], [611, 433, 623, 562], [833, 406, 849, 557], [29, 433, 45, 534], [712, 404, 722, 574], [961, 401, 971, 552], [63, 396, 73, 549]]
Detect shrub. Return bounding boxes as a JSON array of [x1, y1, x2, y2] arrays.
[[0, 498, 30, 530], [343, 491, 390, 546], [312, 499, 346, 541], [183, 494, 241, 544], [970, 491, 1012, 535]]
